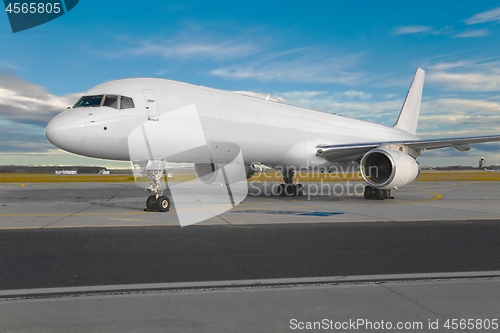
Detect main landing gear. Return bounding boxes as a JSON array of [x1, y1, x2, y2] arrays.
[[276, 169, 304, 196], [144, 169, 171, 212], [363, 186, 393, 200]]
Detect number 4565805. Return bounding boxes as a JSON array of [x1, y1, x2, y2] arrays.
[[5, 2, 61, 14]]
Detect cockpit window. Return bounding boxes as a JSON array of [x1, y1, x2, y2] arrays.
[[73, 95, 103, 108], [72, 94, 135, 110], [120, 96, 135, 109], [103, 95, 118, 109]]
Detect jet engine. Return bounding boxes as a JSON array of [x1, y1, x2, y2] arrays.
[[360, 148, 419, 189], [245, 166, 256, 179], [193, 163, 217, 184], [194, 162, 248, 184]]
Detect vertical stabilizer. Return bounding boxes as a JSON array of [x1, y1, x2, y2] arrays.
[[394, 68, 425, 135]]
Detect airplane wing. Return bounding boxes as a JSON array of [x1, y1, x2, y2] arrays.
[[316, 135, 500, 162], [403, 135, 500, 150]]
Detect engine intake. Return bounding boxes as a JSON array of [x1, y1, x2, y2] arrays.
[[194, 162, 249, 185], [361, 148, 419, 189], [194, 163, 219, 184]]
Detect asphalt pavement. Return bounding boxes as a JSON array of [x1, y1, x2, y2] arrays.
[[1, 220, 499, 290]]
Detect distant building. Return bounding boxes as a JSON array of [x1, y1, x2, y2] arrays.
[[55, 170, 78, 175], [479, 157, 485, 168]]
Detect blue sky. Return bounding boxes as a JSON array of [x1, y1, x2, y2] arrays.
[[2, 1, 500, 167]]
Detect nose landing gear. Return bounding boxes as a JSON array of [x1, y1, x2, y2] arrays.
[[146, 195, 157, 210], [145, 194, 171, 212], [143, 168, 171, 212], [156, 196, 170, 212]]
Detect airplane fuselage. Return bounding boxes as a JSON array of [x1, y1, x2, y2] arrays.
[[46, 78, 419, 168]]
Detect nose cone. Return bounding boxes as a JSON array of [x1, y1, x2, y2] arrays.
[[46, 111, 85, 152]]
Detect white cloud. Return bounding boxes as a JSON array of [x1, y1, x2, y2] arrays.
[[99, 30, 261, 61], [427, 71, 500, 92], [426, 98, 500, 113], [275, 90, 401, 123], [426, 60, 500, 92], [270, 90, 500, 140], [0, 76, 131, 167], [465, 7, 500, 25], [417, 98, 500, 138], [393, 26, 433, 35], [427, 61, 475, 71], [0, 121, 52, 153], [123, 39, 259, 61], [454, 29, 489, 38], [392, 25, 456, 38], [0, 74, 82, 154], [342, 90, 372, 100], [211, 48, 365, 84], [0, 74, 80, 124], [0, 60, 23, 72], [98, 30, 364, 85]]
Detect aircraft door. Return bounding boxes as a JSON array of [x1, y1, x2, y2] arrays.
[[142, 89, 160, 121]]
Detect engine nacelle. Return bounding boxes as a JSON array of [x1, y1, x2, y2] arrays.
[[194, 162, 248, 185], [245, 166, 256, 179], [360, 148, 419, 190], [194, 163, 219, 184]]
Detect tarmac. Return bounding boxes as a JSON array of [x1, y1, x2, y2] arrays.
[[1, 274, 499, 333], [0, 180, 499, 228], [0, 180, 499, 332]]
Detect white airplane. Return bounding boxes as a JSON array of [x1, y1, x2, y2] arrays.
[[484, 167, 500, 172], [46, 68, 500, 211]]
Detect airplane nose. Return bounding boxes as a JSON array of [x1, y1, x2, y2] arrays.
[[45, 111, 85, 151]]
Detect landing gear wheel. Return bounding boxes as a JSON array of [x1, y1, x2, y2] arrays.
[[156, 196, 170, 212], [284, 184, 296, 196], [276, 184, 286, 196], [364, 186, 372, 199], [382, 190, 393, 199], [146, 195, 157, 211], [276, 183, 304, 196], [295, 184, 304, 196], [364, 186, 388, 200], [374, 189, 384, 200]]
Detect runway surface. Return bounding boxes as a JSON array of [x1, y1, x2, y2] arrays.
[[1, 181, 499, 332], [1, 181, 500, 228], [2, 277, 500, 333], [1, 220, 499, 290], [0, 181, 499, 291]]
